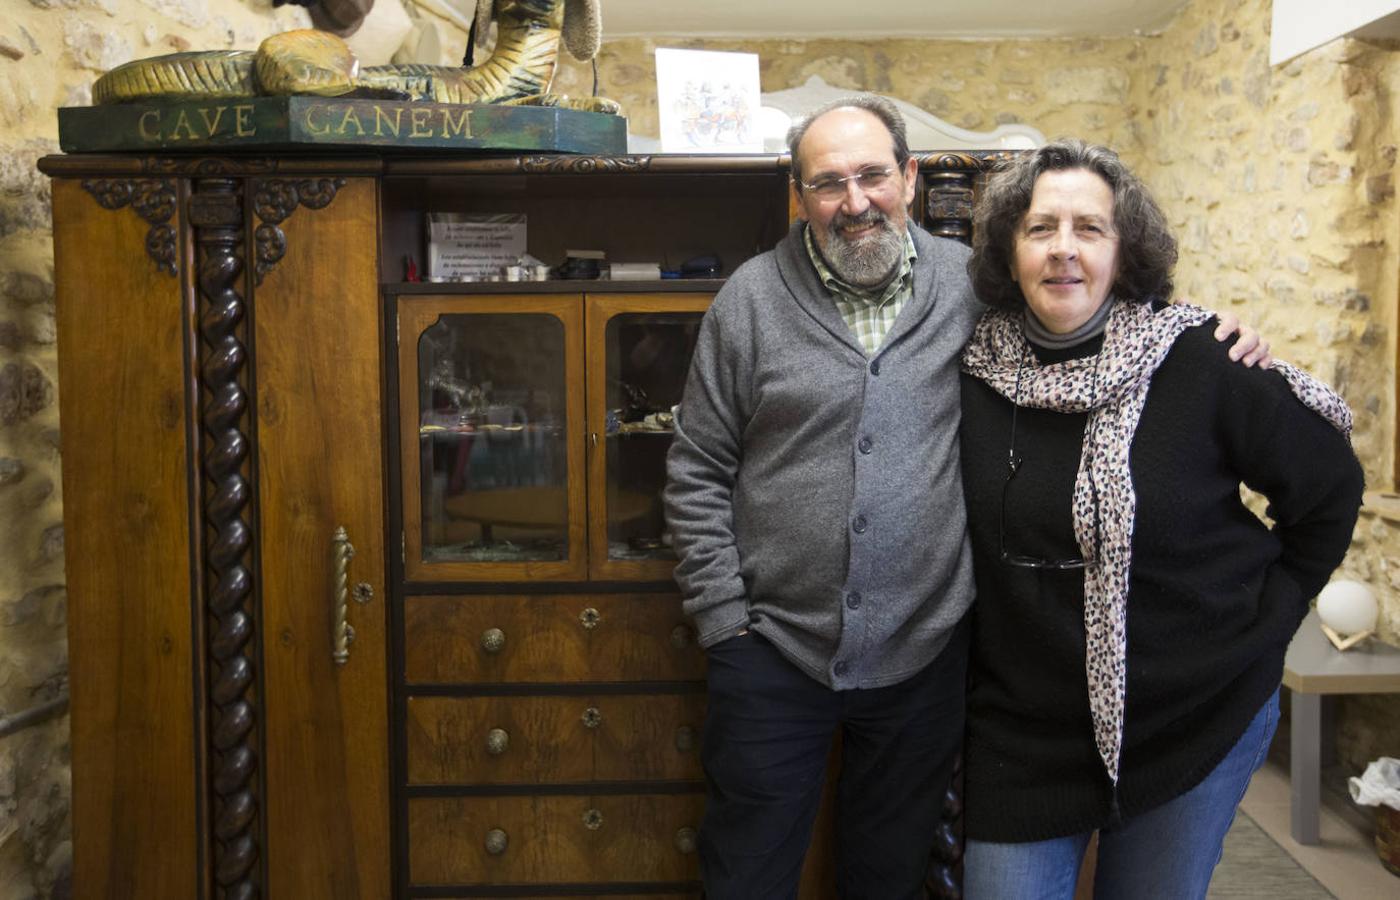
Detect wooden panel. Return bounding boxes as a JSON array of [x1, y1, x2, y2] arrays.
[[407, 694, 704, 784], [405, 594, 704, 683], [584, 293, 714, 582], [51, 178, 200, 899], [398, 294, 588, 582], [253, 177, 390, 899], [409, 794, 705, 885]]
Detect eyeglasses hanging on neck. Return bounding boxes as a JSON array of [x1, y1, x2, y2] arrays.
[[998, 342, 1102, 570]]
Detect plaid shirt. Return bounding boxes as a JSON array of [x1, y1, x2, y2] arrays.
[[804, 224, 917, 356]]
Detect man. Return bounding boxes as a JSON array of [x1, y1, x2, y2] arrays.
[[664, 95, 1264, 899]]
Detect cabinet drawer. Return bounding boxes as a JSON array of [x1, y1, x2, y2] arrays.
[[407, 694, 704, 784], [405, 594, 705, 683], [408, 794, 704, 885]]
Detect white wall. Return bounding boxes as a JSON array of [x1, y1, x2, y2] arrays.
[[1271, 0, 1400, 65]]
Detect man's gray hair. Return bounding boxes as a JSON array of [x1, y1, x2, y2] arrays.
[[786, 94, 911, 190]]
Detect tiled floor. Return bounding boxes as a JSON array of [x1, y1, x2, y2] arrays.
[[1239, 760, 1399, 898]]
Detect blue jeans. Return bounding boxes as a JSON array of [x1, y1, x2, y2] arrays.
[[963, 689, 1280, 900]]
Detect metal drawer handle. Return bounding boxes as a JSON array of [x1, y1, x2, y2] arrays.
[[581, 706, 602, 729], [484, 828, 508, 856], [674, 725, 696, 753], [675, 827, 698, 854], [486, 728, 509, 756], [582, 808, 603, 830], [670, 624, 693, 650], [481, 627, 506, 654], [579, 607, 601, 629]]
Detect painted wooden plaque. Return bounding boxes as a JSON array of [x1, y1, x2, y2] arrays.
[[58, 97, 628, 154]]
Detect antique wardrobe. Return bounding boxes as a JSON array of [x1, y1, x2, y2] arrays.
[[41, 147, 997, 899]]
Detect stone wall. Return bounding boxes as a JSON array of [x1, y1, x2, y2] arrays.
[[552, 34, 1151, 153], [2, 0, 1398, 895], [1129, 0, 1400, 772]]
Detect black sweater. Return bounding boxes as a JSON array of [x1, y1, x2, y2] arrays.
[[958, 322, 1364, 842]]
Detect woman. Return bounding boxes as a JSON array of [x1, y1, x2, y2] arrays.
[[958, 140, 1364, 898]]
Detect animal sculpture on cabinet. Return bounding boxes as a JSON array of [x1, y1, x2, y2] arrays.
[[91, 0, 618, 114]]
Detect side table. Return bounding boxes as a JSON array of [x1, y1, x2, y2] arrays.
[[1283, 609, 1400, 844]]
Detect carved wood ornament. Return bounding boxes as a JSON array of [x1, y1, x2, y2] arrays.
[[251, 178, 347, 284], [80, 178, 179, 275], [520, 155, 653, 174]]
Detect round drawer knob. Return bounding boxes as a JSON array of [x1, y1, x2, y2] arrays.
[[579, 607, 601, 629], [675, 827, 698, 854], [674, 725, 696, 753], [582, 808, 603, 830], [484, 828, 508, 856], [581, 706, 603, 729], [480, 627, 506, 654], [486, 728, 509, 756], [670, 624, 693, 650]]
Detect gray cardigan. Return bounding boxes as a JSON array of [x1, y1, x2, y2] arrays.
[[664, 222, 983, 689]]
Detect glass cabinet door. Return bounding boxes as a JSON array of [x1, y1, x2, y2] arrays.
[[585, 294, 712, 581], [398, 296, 586, 581]]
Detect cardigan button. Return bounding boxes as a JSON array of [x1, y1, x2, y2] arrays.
[[846, 592, 862, 610], [869, 359, 881, 375], [852, 515, 868, 534], [834, 660, 850, 677], [857, 436, 873, 454]]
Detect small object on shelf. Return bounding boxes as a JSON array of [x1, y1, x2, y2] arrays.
[[616, 411, 675, 434], [405, 254, 420, 282], [608, 262, 661, 281], [679, 253, 722, 278], [1317, 579, 1378, 652], [627, 536, 666, 551], [555, 249, 605, 280]]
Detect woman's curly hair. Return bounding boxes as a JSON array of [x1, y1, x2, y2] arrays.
[[969, 139, 1178, 312]]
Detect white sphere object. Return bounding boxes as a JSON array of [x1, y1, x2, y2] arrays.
[[1317, 579, 1378, 635]]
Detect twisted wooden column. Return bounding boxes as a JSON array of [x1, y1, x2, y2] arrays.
[[189, 176, 261, 900], [926, 753, 964, 898]]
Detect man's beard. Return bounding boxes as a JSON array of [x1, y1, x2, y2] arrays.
[[814, 208, 904, 287]]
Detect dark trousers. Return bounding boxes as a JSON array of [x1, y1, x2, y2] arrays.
[[698, 623, 969, 900]]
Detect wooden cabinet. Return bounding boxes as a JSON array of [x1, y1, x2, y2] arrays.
[[40, 149, 995, 899], [393, 286, 713, 893]]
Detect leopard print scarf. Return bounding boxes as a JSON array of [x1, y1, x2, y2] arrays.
[[961, 300, 1352, 783]]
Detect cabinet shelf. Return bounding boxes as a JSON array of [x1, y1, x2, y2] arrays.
[[419, 423, 561, 436], [388, 279, 726, 295]]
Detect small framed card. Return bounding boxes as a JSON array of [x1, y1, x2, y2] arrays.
[[655, 48, 762, 153]]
